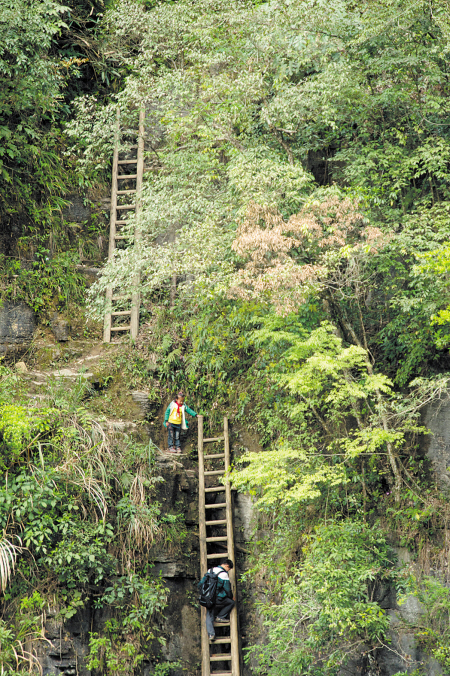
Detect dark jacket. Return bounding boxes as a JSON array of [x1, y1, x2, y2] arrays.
[[198, 566, 232, 600]]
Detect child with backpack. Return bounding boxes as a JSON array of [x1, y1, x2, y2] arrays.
[[163, 391, 197, 454], [198, 559, 235, 641]]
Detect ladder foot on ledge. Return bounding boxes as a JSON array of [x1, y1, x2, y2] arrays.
[[199, 415, 240, 676], [103, 108, 145, 343]]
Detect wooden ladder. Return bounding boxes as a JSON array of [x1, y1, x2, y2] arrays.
[[198, 415, 240, 676], [103, 108, 145, 343]]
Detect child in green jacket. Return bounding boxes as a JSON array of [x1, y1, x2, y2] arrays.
[[163, 391, 197, 453]]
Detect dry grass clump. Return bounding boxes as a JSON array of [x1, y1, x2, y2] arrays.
[[0, 535, 21, 592]]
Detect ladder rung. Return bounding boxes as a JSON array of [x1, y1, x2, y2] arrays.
[[115, 220, 129, 225], [110, 325, 131, 331], [117, 174, 137, 179], [211, 638, 231, 644], [112, 310, 131, 316], [206, 536, 228, 542], [117, 189, 136, 194], [205, 470, 224, 476], [213, 621, 230, 627], [114, 236, 128, 240], [112, 295, 130, 301], [205, 520, 227, 526], [204, 454, 225, 459], [117, 159, 138, 164], [207, 552, 229, 559], [204, 437, 224, 442], [205, 487, 226, 493], [210, 655, 231, 662], [116, 204, 135, 210], [205, 503, 226, 509], [210, 673, 231, 676]]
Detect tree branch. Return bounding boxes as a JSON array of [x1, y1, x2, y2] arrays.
[[271, 127, 294, 165]]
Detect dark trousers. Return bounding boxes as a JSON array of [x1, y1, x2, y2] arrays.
[[206, 597, 235, 635], [167, 423, 181, 449]]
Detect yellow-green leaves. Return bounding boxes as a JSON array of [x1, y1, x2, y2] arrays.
[[0, 404, 58, 466], [342, 427, 405, 459], [231, 444, 348, 508]]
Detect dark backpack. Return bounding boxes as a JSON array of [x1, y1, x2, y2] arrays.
[[198, 568, 221, 609]]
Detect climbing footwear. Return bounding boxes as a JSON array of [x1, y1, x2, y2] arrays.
[[215, 618, 229, 623], [208, 634, 215, 642]]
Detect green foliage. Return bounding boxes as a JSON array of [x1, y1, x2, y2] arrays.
[[183, 299, 260, 401], [400, 576, 450, 675], [64, 95, 118, 186], [228, 148, 314, 217], [413, 236, 450, 352], [0, 592, 46, 674], [0, 364, 178, 672], [65, 0, 450, 316], [44, 373, 94, 412], [87, 573, 169, 674], [0, 404, 57, 467], [0, 0, 71, 234], [87, 634, 143, 674], [42, 519, 116, 587], [230, 317, 427, 506], [98, 573, 168, 635], [231, 441, 348, 509], [0, 467, 112, 583], [6, 0, 450, 673], [0, 251, 86, 317], [0, 364, 24, 406], [247, 520, 394, 676]]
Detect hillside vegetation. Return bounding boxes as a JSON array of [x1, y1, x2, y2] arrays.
[[3, 0, 450, 674]]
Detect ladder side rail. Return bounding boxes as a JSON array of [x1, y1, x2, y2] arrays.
[[130, 106, 145, 339], [103, 110, 120, 343], [198, 415, 211, 676], [103, 288, 113, 344], [224, 417, 240, 676]]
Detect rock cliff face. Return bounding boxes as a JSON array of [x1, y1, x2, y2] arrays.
[[0, 301, 35, 356], [30, 419, 258, 676], [33, 401, 450, 676], [13, 338, 450, 676], [372, 546, 442, 676], [334, 400, 450, 676], [36, 573, 203, 676], [236, 402, 450, 676], [34, 456, 202, 676], [423, 397, 450, 492]]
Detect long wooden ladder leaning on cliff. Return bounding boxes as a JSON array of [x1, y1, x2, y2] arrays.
[[103, 108, 145, 342], [198, 415, 240, 676]]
